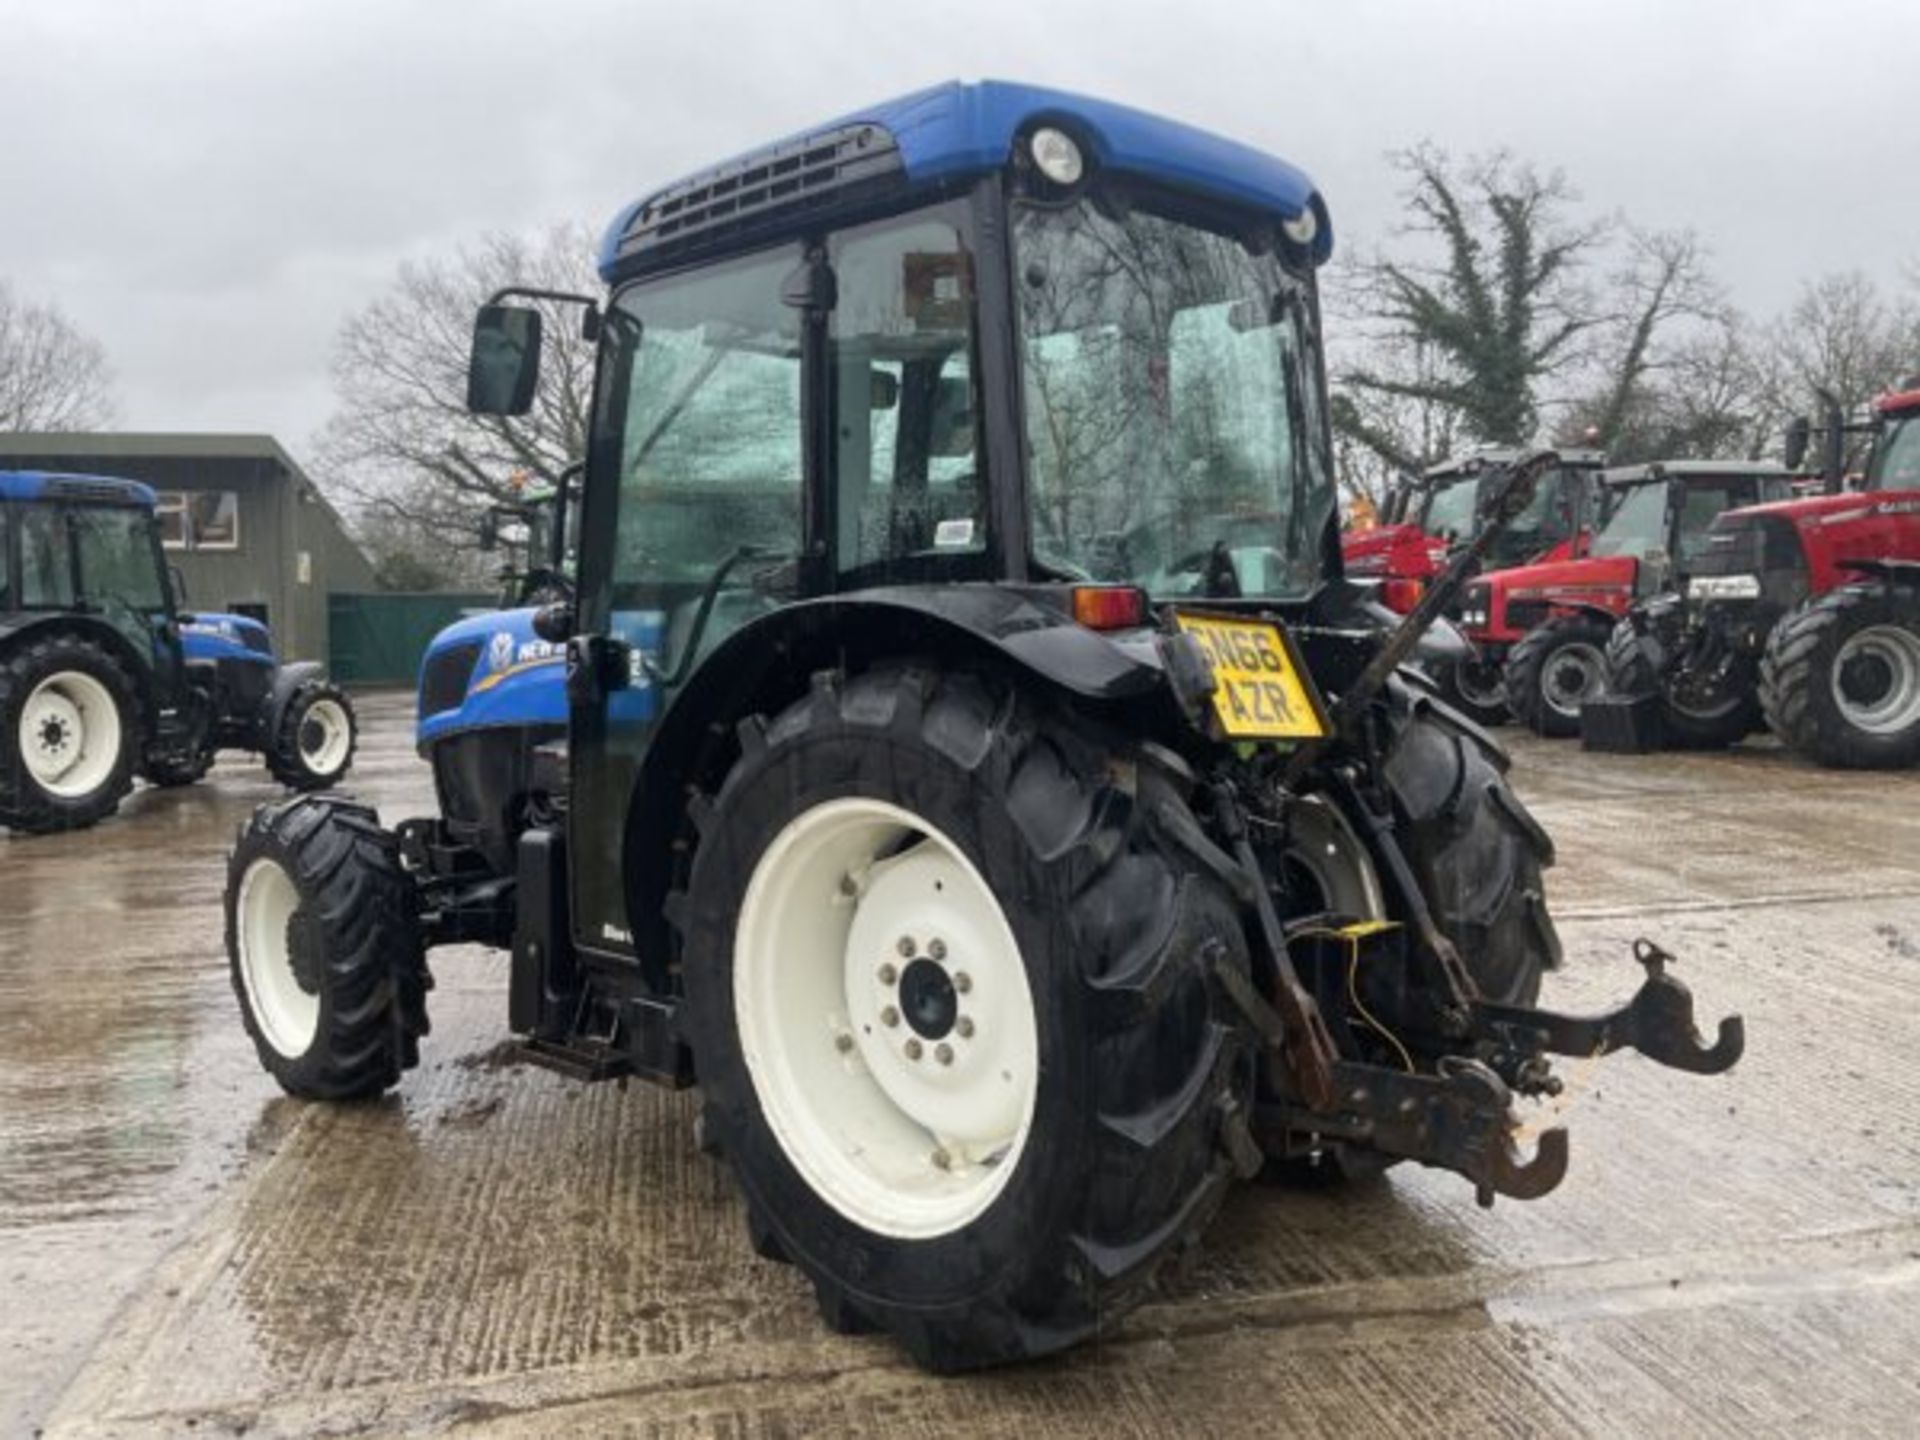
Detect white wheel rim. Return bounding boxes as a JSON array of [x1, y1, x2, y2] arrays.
[[19, 670, 122, 798], [733, 797, 1039, 1240], [297, 698, 351, 776], [1540, 641, 1607, 719], [236, 857, 320, 1059], [1832, 624, 1920, 735]]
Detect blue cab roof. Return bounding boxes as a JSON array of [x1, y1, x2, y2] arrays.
[[0, 470, 157, 508], [598, 79, 1331, 280]]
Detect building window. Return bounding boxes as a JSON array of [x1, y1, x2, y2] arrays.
[[156, 489, 241, 551], [156, 492, 188, 549]]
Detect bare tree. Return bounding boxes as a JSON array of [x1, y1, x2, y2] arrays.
[[1568, 229, 1726, 449], [1335, 145, 1606, 459], [0, 281, 119, 432], [1754, 270, 1919, 420], [314, 223, 598, 584]]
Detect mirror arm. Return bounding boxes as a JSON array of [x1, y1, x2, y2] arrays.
[[485, 286, 603, 341]]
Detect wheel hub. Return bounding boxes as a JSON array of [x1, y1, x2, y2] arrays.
[[897, 957, 958, 1040], [1831, 624, 1920, 734], [1543, 643, 1605, 717], [19, 671, 120, 796]]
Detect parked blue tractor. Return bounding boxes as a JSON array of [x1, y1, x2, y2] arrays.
[[221, 82, 1742, 1370], [0, 470, 357, 833]]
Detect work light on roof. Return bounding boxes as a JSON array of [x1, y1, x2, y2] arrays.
[[1281, 207, 1319, 247], [1028, 127, 1084, 186]]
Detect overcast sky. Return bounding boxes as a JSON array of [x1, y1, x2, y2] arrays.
[[3, 0, 1912, 454]]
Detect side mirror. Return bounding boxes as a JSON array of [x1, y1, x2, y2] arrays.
[[478, 509, 500, 552], [168, 564, 190, 607], [1783, 416, 1811, 470], [467, 305, 543, 416]]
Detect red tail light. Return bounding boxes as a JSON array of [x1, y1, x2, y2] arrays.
[[1380, 577, 1425, 614], [1071, 585, 1149, 630]]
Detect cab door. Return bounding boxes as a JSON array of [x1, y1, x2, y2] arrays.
[[68, 503, 186, 699], [567, 244, 810, 961]]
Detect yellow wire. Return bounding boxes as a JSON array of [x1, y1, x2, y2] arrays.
[[1289, 923, 1416, 1074]]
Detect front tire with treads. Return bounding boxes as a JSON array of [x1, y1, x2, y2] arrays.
[[226, 795, 430, 1098], [675, 664, 1255, 1371], [1506, 615, 1613, 737]]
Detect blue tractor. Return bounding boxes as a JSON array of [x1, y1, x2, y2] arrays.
[[0, 470, 357, 832], [222, 83, 1742, 1369]]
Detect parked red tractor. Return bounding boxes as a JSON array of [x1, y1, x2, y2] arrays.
[[1343, 448, 1603, 616], [1608, 385, 1920, 765], [1451, 461, 1796, 734]]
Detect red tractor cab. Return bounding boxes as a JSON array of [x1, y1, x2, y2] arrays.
[[1343, 447, 1604, 615], [1454, 461, 1796, 734], [1625, 386, 1920, 764]]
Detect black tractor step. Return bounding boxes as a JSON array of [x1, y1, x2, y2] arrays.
[[517, 1036, 633, 1082]]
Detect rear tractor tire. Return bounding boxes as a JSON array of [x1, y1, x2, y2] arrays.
[[675, 664, 1257, 1371], [0, 634, 141, 834], [1507, 615, 1612, 738], [1604, 619, 1756, 750], [226, 795, 429, 1099], [1760, 584, 1920, 769], [265, 681, 358, 791]]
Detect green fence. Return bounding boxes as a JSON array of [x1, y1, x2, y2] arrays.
[[328, 592, 494, 685]]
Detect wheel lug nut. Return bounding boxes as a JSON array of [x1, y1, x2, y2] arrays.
[[953, 972, 972, 994], [896, 935, 916, 958], [881, 1006, 900, 1027], [928, 938, 947, 961], [834, 1033, 854, 1053], [838, 874, 858, 897], [935, 1043, 953, 1065], [904, 1038, 923, 1061], [956, 1016, 974, 1039], [878, 962, 898, 985], [931, 1147, 951, 1170]]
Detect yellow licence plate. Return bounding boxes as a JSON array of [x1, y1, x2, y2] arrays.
[[1174, 612, 1329, 741]]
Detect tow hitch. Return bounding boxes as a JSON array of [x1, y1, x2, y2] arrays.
[[1245, 939, 1744, 1204]]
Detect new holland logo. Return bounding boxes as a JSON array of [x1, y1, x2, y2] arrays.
[[488, 631, 516, 672]]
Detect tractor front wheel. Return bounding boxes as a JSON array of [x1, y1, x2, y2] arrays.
[[1605, 619, 1756, 749], [676, 664, 1255, 1371], [1433, 652, 1510, 726], [1507, 616, 1612, 737], [1761, 584, 1920, 768], [0, 634, 140, 834], [265, 682, 358, 790], [226, 795, 429, 1098]]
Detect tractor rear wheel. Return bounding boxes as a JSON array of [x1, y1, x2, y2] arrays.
[[1507, 616, 1612, 737], [226, 795, 429, 1098], [1761, 584, 1920, 768], [0, 633, 141, 834], [264, 682, 358, 790], [675, 664, 1255, 1371], [1605, 619, 1755, 749]]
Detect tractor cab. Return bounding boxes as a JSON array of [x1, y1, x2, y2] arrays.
[[1449, 460, 1792, 732], [1343, 447, 1604, 613], [479, 465, 582, 607]]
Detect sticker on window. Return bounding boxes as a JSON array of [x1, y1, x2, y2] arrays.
[[933, 518, 975, 548]]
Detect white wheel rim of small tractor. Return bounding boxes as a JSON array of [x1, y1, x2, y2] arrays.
[[1832, 624, 1920, 736], [1282, 794, 1387, 921], [18, 670, 121, 798], [298, 698, 352, 776], [236, 857, 320, 1059], [1541, 641, 1607, 720], [733, 797, 1039, 1240]]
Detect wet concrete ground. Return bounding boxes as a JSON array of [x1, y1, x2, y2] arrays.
[[4, 689, 1918, 1436]]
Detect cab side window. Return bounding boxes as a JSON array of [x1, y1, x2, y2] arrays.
[[19, 506, 74, 608], [829, 208, 984, 582]]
